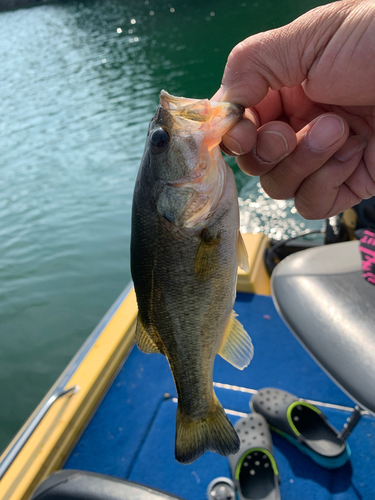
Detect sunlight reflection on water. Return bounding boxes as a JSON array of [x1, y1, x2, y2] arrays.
[[239, 180, 323, 240]]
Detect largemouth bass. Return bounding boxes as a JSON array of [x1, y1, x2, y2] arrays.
[[131, 90, 253, 464]]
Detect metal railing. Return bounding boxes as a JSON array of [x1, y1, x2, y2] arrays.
[[0, 385, 79, 480]]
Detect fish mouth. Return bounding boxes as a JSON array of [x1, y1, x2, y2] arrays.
[[208, 100, 244, 149], [160, 90, 244, 150]]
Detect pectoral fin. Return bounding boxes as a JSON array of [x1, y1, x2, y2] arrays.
[[238, 232, 249, 273], [194, 229, 220, 281], [135, 315, 161, 354], [218, 311, 253, 370]]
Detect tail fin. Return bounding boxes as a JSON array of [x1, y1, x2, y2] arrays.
[[175, 395, 240, 464]]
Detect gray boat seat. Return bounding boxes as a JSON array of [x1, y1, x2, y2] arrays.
[[271, 240, 375, 414], [30, 470, 185, 500]]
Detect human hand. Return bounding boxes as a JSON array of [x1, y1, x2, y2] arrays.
[[213, 0, 375, 219]]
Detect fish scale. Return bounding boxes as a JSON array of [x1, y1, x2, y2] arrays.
[[131, 90, 253, 464]]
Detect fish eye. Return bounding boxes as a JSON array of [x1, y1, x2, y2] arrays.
[[150, 127, 170, 152]]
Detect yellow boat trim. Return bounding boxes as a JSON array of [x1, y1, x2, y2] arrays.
[[0, 287, 138, 500], [237, 233, 271, 295]]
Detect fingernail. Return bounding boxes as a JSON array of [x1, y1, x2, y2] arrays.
[[256, 131, 288, 162], [221, 135, 243, 156], [333, 135, 367, 162], [306, 114, 345, 152]]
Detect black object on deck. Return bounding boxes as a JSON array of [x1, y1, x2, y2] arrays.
[[31, 470, 186, 500]]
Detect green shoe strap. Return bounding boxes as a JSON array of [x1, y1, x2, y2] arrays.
[[286, 401, 322, 437], [235, 448, 279, 480]]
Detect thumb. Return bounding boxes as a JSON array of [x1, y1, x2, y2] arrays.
[[214, 2, 344, 107]]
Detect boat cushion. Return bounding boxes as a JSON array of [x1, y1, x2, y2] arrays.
[[31, 470, 185, 500], [271, 240, 375, 414]]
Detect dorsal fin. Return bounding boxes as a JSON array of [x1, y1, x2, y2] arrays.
[[218, 311, 253, 370]]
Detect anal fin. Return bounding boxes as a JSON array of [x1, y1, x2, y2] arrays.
[[135, 315, 161, 354], [218, 311, 253, 370]]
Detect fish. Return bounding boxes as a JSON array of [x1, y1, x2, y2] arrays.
[[130, 90, 253, 464]]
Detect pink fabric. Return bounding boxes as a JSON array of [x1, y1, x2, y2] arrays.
[[357, 229, 375, 285]]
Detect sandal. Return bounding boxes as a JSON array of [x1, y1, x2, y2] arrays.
[[251, 388, 351, 469], [229, 413, 280, 500]]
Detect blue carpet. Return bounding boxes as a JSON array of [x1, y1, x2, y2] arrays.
[[64, 293, 375, 499]]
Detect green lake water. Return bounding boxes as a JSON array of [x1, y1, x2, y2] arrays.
[[0, 0, 324, 453]]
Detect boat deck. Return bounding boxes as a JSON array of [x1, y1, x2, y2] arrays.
[[64, 293, 375, 499]]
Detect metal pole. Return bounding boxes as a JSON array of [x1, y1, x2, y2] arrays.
[[338, 405, 363, 441], [0, 385, 79, 480]]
